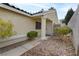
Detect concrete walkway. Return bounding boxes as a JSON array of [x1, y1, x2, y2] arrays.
[[0, 38, 40, 56]]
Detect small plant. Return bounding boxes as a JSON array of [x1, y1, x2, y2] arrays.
[[54, 26, 72, 42], [27, 31, 38, 39], [0, 19, 14, 39], [54, 26, 72, 36]]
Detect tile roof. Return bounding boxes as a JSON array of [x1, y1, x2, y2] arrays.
[[2, 3, 55, 15]]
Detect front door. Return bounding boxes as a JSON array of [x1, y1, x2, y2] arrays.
[[46, 21, 52, 36]]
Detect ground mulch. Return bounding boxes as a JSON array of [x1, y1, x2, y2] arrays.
[[22, 36, 75, 56]]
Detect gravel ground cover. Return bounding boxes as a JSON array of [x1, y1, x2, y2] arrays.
[[22, 36, 75, 56]]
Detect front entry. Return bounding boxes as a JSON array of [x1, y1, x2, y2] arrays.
[[46, 20, 52, 36]]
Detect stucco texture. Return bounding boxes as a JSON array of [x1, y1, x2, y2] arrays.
[[0, 8, 35, 35]]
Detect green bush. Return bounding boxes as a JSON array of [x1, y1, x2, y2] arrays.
[[27, 31, 38, 39], [0, 19, 14, 39], [54, 26, 72, 36]]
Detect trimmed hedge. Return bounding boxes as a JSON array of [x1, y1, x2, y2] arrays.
[[27, 31, 38, 39]]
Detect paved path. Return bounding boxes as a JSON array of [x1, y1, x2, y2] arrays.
[[22, 36, 75, 56], [0, 38, 40, 56]]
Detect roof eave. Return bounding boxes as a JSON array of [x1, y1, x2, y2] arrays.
[[0, 4, 32, 17]]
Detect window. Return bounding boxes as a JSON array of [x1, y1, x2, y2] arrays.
[[36, 22, 41, 29]]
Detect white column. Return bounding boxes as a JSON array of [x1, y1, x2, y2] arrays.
[[41, 17, 46, 40]]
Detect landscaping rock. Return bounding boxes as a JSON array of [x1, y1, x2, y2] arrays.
[[22, 36, 75, 56]]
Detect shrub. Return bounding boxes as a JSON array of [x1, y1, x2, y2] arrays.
[[54, 26, 72, 42], [27, 31, 38, 39], [0, 19, 14, 39], [54, 26, 72, 36]]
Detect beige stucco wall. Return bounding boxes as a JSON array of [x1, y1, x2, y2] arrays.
[[0, 7, 35, 35]]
